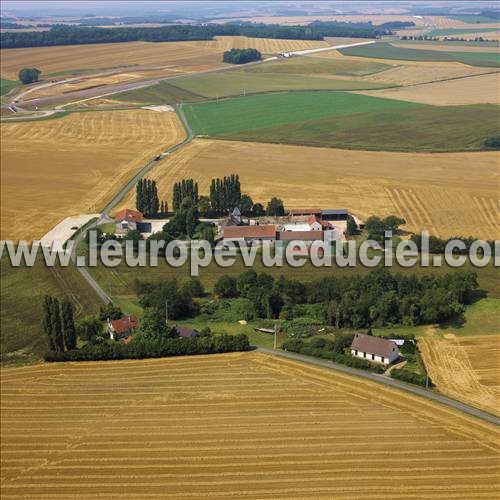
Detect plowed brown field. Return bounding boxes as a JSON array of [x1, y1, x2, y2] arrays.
[[1, 352, 498, 499], [0, 110, 185, 241], [116, 139, 500, 239], [420, 332, 500, 416]]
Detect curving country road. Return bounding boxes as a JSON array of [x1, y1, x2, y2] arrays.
[[257, 347, 500, 426]]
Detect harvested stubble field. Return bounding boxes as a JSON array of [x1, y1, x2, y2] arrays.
[[213, 15, 426, 26], [1, 352, 499, 499], [0, 41, 226, 80], [357, 71, 500, 105], [0, 109, 185, 241], [118, 139, 499, 239], [190, 35, 329, 53], [428, 16, 500, 29], [420, 332, 500, 416], [359, 62, 494, 86]]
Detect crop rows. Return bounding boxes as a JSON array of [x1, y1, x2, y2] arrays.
[[1, 352, 498, 499]]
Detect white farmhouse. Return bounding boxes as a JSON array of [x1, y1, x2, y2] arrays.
[[350, 333, 400, 365]]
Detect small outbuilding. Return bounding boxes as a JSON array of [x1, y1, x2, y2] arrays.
[[350, 333, 400, 365], [175, 326, 198, 338]]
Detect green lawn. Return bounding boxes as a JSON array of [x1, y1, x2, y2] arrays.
[[437, 298, 500, 337], [427, 27, 500, 37], [98, 222, 117, 234], [227, 103, 499, 152], [339, 42, 500, 67], [0, 256, 103, 365], [0, 78, 19, 96], [183, 90, 419, 136]]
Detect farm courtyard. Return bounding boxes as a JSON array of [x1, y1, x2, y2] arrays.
[[1, 352, 498, 500]]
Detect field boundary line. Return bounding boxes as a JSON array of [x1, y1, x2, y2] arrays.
[[256, 347, 500, 426]]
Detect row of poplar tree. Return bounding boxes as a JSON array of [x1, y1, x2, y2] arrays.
[[136, 179, 169, 216], [42, 296, 76, 352], [172, 176, 241, 214], [210, 175, 241, 214], [172, 179, 199, 211]]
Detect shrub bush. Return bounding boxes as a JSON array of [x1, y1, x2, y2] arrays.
[[391, 367, 432, 387]]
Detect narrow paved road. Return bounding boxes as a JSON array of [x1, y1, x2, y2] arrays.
[[71, 105, 193, 303], [257, 347, 500, 426], [101, 105, 193, 216]]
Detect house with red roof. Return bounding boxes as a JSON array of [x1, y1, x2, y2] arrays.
[[223, 224, 276, 245], [108, 315, 138, 341], [114, 208, 144, 233]]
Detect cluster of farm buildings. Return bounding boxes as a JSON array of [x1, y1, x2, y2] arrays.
[[113, 207, 352, 245]]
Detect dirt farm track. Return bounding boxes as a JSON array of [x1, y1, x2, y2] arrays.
[[1, 352, 498, 499]]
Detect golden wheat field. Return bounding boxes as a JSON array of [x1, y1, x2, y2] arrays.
[[427, 16, 500, 29], [117, 139, 500, 239], [0, 41, 225, 80], [419, 333, 500, 416], [1, 352, 498, 499], [358, 71, 500, 105], [0, 110, 185, 241], [190, 35, 329, 53]]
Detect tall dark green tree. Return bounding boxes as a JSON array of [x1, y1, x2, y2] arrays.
[[42, 296, 56, 351], [50, 298, 64, 352], [266, 197, 285, 216], [61, 300, 77, 351]]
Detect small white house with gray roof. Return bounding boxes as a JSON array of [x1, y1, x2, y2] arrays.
[[350, 333, 400, 365]]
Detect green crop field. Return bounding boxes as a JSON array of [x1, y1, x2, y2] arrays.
[[340, 42, 500, 67], [115, 60, 393, 105], [115, 80, 205, 104], [87, 255, 500, 300], [182, 91, 497, 151], [171, 72, 389, 100], [0, 255, 102, 365], [0, 78, 19, 97], [243, 56, 392, 77], [449, 15, 500, 23], [428, 27, 500, 36], [183, 91, 417, 136], [226, 103, 499, 151]]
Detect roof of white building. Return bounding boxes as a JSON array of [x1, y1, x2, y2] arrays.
[[283, 223, 311, 232]]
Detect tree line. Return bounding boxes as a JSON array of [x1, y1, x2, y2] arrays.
[[42, 296, 76, 352], [223, 48, 262, 64], [136, 179, 167, 216], [212, 268, 479, 329], [1, 21, 395, 49], [173, 179, 199, 211]]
